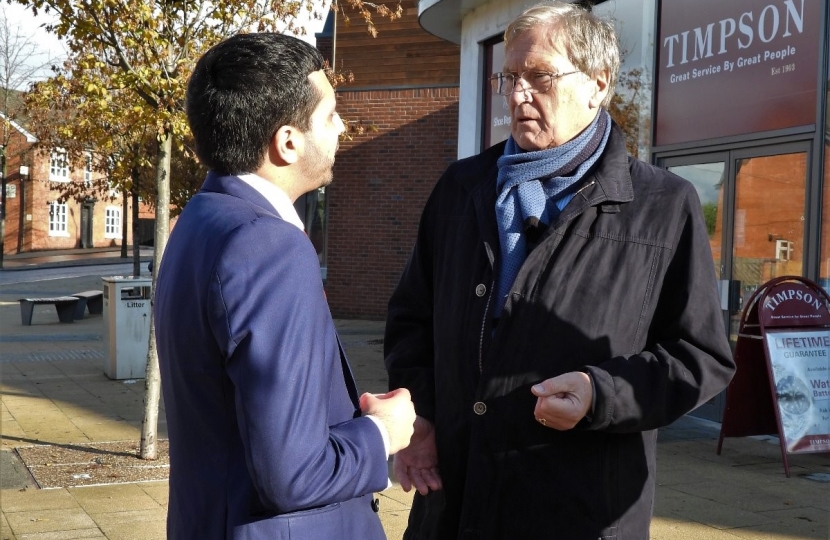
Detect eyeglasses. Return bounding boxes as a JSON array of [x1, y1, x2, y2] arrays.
[[489, 70, 581, 96]]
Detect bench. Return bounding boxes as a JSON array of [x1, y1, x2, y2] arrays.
[[19, 297, 79, 326], [72, 290, 104, 320]]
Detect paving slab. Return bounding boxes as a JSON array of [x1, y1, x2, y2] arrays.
[[4, 508, 98, 536], [741, 506, 830, 539], [85, 507, 168, 540], [17, 529, 105, 539], [0, 450, 35, 490], [69, 484, 163, 517], [0, 489, 79, 513], [135, 482, 167, 508], [650, 517, 746, 539], [0, 512, 14, 540], [656, 485, 777, 530]]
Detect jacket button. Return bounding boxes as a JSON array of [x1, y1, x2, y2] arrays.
[[371, 498, 380, 512], [475, 284, 487, 297], [473, 401, 487, 415]]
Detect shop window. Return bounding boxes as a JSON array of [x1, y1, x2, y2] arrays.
[[48, 202, 69, 237], [482, 38, 510, 150], [105, 206, 121, 239], [49, 149, 69, 182], [593, 0, 657, 160], [294, 187, 328, 281]]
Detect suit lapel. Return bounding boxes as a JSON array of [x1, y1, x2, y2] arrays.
[[335, 334, 362, 411]]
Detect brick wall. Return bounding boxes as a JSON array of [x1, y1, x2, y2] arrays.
[[3, 128, 31, 253], [325, 87, 459, 319]]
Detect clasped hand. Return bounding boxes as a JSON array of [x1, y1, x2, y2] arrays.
[[360, 388, 415, 455], [531, 371, 593, 430], [391, 416, 442, 495]]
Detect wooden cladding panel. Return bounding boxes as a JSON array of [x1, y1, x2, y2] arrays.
[[339, 71, 460, 89], [339, 55, 458, 69], [334, 0, 459, 87]]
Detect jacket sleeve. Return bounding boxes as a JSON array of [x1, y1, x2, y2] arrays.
[[384, 178, 441, 422], [208, 219, 389, 513], [584, 181, 736, 432]]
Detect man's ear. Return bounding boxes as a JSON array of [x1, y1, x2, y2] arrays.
[[272, 125, 304, 165], [589, 69, 610, 109]]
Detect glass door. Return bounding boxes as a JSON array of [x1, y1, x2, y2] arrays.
[[729, 147, 808, 338], [658, 143, 810, 421], [662, 154, 730, 421]]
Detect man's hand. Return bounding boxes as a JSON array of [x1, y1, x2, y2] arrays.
[[531, 371, 593, 430], [359, 388, 416, 454], [392, 416, 442, 495]]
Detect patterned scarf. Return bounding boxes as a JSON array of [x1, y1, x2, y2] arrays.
[[493, 109, 611, 318]]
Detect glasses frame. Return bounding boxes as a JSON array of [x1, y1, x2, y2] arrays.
[[489, 70, 581, 96]]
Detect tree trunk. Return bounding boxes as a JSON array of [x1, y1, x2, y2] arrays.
[[0, 147, 6, 268], [16, 176, 24, 253], [121, 187, 128, 258], [140, 132, 172, 460], [131, 167, 141, 278]]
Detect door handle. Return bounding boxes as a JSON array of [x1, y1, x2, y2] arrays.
[[718, 279, 730, 311]]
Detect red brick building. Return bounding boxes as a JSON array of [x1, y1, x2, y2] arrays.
[[317, 1, 460, 319], [2, 112, 152, 255]]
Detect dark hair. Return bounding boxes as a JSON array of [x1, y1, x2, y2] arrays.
[[186, 33, 325, 174]]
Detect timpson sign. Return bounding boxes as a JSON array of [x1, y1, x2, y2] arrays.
[[654, 0, 820, 147], [758, 281, 830, 454], [760, 281, 830, 326], [719, 277, 830, 472]]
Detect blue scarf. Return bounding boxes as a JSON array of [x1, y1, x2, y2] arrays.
[[493, 109, 611, 318]]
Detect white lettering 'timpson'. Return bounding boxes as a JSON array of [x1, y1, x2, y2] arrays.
[[662, 0, 804, 68]]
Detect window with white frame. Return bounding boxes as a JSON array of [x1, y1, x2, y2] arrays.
[[84, 153, 93, 186], [776, 239, 794, 261], [105, 206, 122, 239], [49, 149, 69, 182], [48, 202, 69, 236]]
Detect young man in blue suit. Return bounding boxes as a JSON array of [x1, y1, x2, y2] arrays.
[[154, 33, 416, 540]]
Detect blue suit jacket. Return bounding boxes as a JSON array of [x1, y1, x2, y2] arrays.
[[155, 172, 389, 540]]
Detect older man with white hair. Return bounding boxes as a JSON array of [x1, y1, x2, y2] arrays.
[[384, 2, 736, 539]]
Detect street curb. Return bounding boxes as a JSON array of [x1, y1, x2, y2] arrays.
[[0, 257, 152, 272]]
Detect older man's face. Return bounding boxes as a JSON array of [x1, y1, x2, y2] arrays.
[[504, 25, 608, 151]]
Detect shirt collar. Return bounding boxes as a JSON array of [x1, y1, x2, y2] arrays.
[[237, 173, 305, 231]]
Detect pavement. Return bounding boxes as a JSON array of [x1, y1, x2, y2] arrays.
[[1, 248, 829, 539], [0, 247, 154, 271]]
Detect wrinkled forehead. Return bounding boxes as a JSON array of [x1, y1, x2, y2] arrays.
[[506, 20, 567, 50], [503, 25, 571, 69]]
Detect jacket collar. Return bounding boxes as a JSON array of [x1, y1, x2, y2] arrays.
[[200, 171, 279, 217], [571, 122, 634, 206]]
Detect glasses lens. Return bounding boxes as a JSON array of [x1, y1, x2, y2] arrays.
[[525, 71, 551, 93], [490, 73, 511, 95]]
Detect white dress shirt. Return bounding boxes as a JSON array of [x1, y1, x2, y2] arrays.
[[237, 173, 306, 231]]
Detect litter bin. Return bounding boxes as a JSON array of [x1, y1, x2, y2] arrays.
[[102, 276, 152, 380]]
